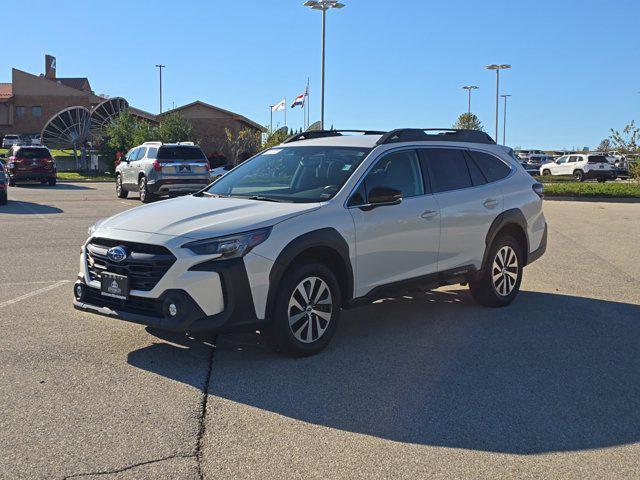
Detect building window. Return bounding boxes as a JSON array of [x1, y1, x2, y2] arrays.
[[16, 106, 26, 117], [32, 106, 43, 117]]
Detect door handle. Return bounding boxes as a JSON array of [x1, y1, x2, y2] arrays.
[[483, 198, 499, 208], [420, 210, 439, 220]]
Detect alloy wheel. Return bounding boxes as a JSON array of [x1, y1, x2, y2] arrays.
[[492, 246, 519, 296], [288, 276, 333, 343]]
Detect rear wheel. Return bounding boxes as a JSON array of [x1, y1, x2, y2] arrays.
[[542, 169, 551, 176], [48, 177, 56, 186], [573, 170, 584, 182], [265, 260, 341, 357], [138, 176, 156, 203], [469, 234, 523, 307], [116, 174, 128, 198]]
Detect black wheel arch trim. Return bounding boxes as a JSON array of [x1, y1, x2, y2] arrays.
[[266, 228, 354, 317], [482, 208, 530, 269]]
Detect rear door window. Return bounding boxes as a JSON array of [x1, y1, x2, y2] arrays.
[[420, 148, 472, 193], [468, 151, 511, 183], [157, 146, 206, 161]]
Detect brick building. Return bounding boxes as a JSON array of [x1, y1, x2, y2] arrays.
[[158, 100, 264, 159]]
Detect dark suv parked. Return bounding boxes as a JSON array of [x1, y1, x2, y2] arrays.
[[7, 145, 57, 186]]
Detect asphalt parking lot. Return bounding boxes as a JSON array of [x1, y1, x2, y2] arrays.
[[1, 183, 639, 479]]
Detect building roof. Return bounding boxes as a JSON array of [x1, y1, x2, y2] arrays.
[[129, 106, 159, 124], [0, 83, 13, 100], [56, 77, 92, 92], [159, 100, 265, 132]]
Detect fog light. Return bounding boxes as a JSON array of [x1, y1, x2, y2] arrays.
[[74, 283, 84, 301], [168, 303, 178, 317]]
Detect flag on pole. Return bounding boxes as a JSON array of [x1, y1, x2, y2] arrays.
[[271, 99, 286, 112], [291, 93, 305, 108]]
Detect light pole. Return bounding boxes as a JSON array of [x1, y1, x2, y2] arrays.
[[500, 94, 512, 145], [462, 85, 479, 114], [155, 64, 165, 114], [485, 64, 511, 142], [303, 1, 345, 130]]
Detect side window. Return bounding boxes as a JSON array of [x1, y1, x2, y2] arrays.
[[556, 156, 567, 164], [568, 156, 578, 163], [464, 153, 487, 186], [126, 148, 138, 162], [468, 151, 511, 183], [363, 150, 424, 199], [420, 148, 472, 193], [135, 147, 147, 160], [347, 181, 367, 207], [147, 147, 158, 159]]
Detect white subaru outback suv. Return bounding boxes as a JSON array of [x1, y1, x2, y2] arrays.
[[74, 129, 547, 356]]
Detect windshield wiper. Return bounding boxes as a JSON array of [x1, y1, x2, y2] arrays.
[[245, 195, 283, 203]]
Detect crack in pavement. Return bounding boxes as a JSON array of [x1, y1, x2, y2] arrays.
[[63, 337, 217, 480], [62, 453, 196, 479]]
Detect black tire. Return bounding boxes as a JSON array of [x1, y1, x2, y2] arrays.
[[0, 194, 7, 205], [542, 169, 551, 176], [8, 177, 15, 187], [40, 179, 47, 185], [469, 234, 523, 307], [597, 178, 606, 183], [116, 174, 128, 198], [265, 260, 341, 357], [573, 170, 584, 182], [138, 176, 156, 203], [48, 177, 56, 186]]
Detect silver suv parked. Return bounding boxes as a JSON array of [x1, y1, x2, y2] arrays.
[[116, 142, 211, 203]]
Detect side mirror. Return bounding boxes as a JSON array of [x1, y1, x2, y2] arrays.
[[366, 186, 402, 208]]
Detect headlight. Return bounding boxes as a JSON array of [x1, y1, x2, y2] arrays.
[[182, 227, 272, 259], [88, 218, 107, 236]]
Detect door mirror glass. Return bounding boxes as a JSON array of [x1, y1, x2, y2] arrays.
[[368, 186, 402, 206]]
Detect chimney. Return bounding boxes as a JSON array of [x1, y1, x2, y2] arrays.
[[45, 54, 56, 79]]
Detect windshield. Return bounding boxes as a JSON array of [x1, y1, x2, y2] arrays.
[[157, 146, 206, 161], [204, 146, 371, 203]]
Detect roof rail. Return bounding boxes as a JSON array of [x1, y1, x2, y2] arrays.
[[283, 129, 385, 144], [142, 141, 163, 146], [376, 129, 495, 145]]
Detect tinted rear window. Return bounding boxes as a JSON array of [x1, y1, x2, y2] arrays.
[[420, 148, 472, 193], [157, 146, 206, 161], [16, 147, 51, 159], [588, 155, 609, 163], [468, 151, 511, 182]]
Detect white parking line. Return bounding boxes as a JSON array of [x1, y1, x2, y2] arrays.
[[0, 280, 70, 287], [0, 280, 69, 309]]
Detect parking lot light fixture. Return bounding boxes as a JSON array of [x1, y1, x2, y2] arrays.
[[485, 64, 511, 142], [462, 85, 479, 114], [500, 94, 512, 145], [303, 1, 346, 130]]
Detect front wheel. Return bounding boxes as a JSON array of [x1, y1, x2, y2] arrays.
[[138, 176, 156, 203], [469, 235, 523, 307], [265, 260, 341, 357], [116, 175, 128, 198]]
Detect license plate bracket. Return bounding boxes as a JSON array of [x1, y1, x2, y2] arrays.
[[101, 272, 129, 300]]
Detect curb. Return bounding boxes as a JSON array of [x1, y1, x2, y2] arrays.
[[544, 196, 640, 204]]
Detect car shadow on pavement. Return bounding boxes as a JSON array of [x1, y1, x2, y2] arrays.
[[0, 200, 63, 214], [128, 289, 640, 455]]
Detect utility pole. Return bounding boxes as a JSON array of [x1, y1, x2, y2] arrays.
[[155, 64, 165, 114], [500, 94, 512, 145]]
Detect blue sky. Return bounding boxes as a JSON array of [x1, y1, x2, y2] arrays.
[[3, 0, 638, 149]]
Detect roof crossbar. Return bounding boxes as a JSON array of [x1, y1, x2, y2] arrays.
[[283, 129, 386, 144], [376, 128, 496, 145]]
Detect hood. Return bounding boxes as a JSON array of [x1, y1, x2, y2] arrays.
[[97, 195, 320, 240]]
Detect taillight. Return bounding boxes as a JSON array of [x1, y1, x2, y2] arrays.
[[153, 160, 162, 172], [532, 183, 544, 199]]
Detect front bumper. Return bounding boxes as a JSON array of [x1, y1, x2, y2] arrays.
[[74, 256, 267, 335]]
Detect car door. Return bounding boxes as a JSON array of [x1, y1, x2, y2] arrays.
[[132, 147, 147, 185], [347, 148, 440, 296], [565, 155, 579, 175], [551, 156, 567, 174], [120, 148, 137, 186], [422, 147, 507, 272]]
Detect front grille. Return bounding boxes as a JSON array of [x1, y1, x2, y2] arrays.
[[86, 237, 176, 291], [83, 286, 162, 317]]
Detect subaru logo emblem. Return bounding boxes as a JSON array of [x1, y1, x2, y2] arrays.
[[107, 246, 128, 263]]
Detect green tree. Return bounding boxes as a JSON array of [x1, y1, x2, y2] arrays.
[[157, 112, 195, 143], [225, 127, 261, 166], [261, 128, 290, 150], [610, 121, 640, 181], [453, 112, 484, 131], [99, 109, 157, 171], [596, 138, 612, 152]]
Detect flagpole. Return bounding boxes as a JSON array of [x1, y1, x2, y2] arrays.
[[269, 106, 273, 133]]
